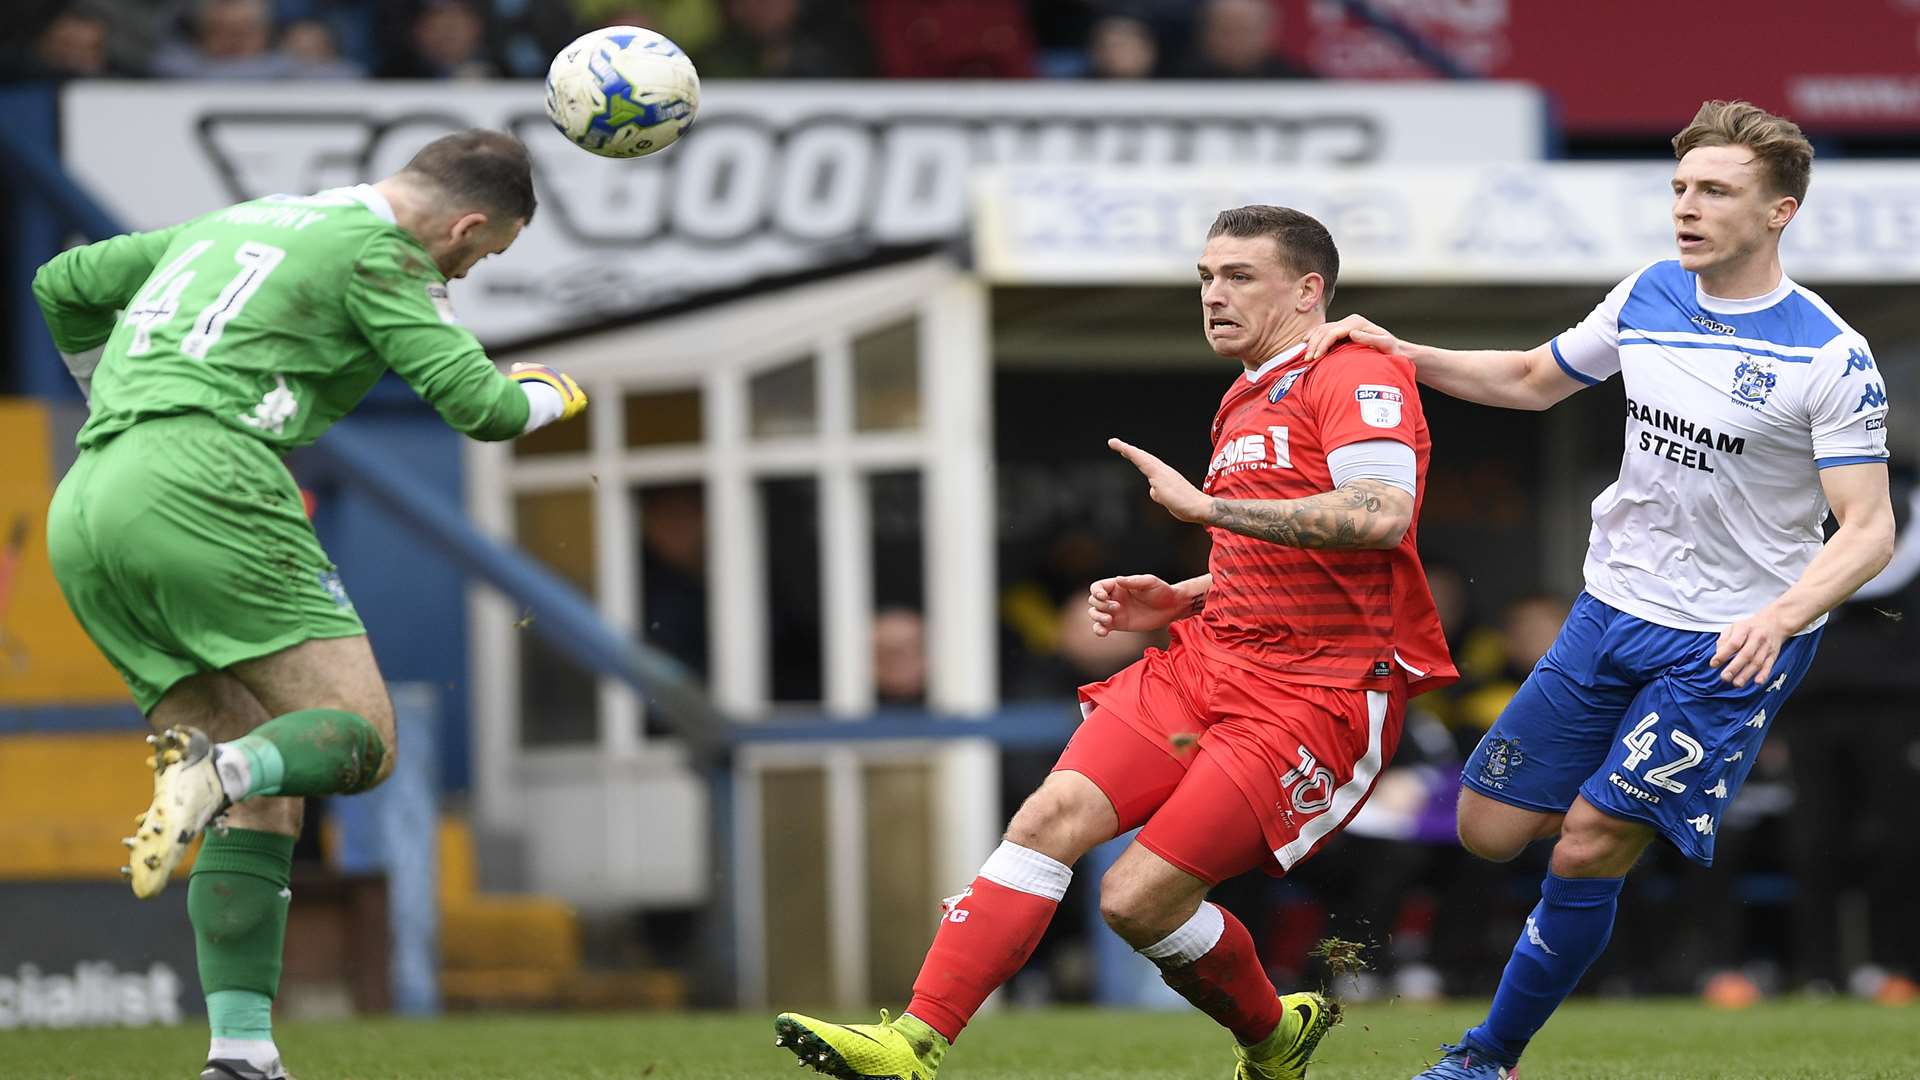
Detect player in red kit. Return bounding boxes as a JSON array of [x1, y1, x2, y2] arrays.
[[773, 206, 1456, 1080]]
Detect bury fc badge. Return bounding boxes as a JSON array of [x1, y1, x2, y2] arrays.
[[1480, 735, 1523, 789], [1730, 356, 1777, 409]]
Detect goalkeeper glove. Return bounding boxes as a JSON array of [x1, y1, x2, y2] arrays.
[[510, 363, 588, 433]]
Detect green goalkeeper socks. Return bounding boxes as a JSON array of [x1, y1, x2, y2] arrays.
[[190, 829, 296, 1043], [221, 708, 386, 799]]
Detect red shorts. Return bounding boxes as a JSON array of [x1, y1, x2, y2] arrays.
[[1054, 628, 1403, 884]]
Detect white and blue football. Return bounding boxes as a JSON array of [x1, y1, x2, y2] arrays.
[[545, 26, 699, 159]]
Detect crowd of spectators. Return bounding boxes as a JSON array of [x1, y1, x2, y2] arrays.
[[6, 0, 1321, 83]]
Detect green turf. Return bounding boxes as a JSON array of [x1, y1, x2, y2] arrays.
[[5, 1000, 1914, 1079]]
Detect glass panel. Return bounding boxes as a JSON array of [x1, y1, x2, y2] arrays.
[[759, 477, 822, 703], [761, 766, 833, 1004], [624, 387, 703, 448], [853, 319, 921, 432], [869, 471, 926, 706], [864, 761, 934, 1003], [513, 412, 589, 457], [514, 490, 598, 745], [634, 483, 709, 737], [750, 355, 817, 438]]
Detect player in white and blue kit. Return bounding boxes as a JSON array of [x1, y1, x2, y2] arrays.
[[1306, 100, 1896, 1079]]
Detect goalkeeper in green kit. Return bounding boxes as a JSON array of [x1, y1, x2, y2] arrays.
[[33, 130, 585, 1080]]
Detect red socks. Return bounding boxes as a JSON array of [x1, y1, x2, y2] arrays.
[[1141, 902, 1284, 1046], [902, 847, 1280, 1049], [904, 842, 1071, 1043]]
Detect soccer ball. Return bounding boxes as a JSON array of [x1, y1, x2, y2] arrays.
[[545, 26, 699, 159]]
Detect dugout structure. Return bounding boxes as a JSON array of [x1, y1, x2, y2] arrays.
[[474, 161, 1920, 1008]]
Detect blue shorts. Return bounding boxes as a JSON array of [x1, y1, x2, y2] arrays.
[[1462, 592, 1822, 865]]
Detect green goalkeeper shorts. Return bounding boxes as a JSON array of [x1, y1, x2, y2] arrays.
[[46, 412, 365, 712]]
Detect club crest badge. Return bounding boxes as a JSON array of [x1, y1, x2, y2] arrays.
[[1730, 356, 1777, 408], [1479, 735, 1524, 789], [1269, 367, 1308, 404]]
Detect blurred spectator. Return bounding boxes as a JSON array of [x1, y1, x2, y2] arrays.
[[1084, 15, 1156, 79], [9, 3, 112, 79], [153, 0, 301, 78], [868, 0, 1032, 78], [1007, 594, 1157, 699], [490, 0, 592, 77], [572, 0, 720, 54], [873, 607, 927, 706], [1168, 0, 1310, 80], [638, 485, 709, 688], [379, 0, 500, 78], [1450, 592, 1569, 744], [278, 18, 364, 77], [700, 0, 869, 78]]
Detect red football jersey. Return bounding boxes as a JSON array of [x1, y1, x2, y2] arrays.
[[1188, 341, 1457, 696]]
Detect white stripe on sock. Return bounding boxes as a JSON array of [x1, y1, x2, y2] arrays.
[[1139, 901, 1225, 964], [976, 840, 1072, 901]]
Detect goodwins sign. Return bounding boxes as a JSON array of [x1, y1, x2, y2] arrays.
[[63, 81, 1543, 343]]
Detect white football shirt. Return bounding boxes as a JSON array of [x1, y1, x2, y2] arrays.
[[1553, 260, 1891, 632]]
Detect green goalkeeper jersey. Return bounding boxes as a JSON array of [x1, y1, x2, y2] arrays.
[[32, 185, 530, 451]]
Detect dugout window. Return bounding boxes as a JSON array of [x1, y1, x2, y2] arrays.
[[512, 409, 590, 457], [750, 355, 818, 438], [624, 388, 703, 448], [759, 476, 824, 704], [513, 489, 600, 746], [633, 483, 710, 737], [852, 318, 920, 432]]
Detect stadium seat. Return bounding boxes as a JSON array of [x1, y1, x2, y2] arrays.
[[0, 732, 198, 881]]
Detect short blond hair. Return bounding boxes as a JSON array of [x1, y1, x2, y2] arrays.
[[1672, 100, 1813, 203]]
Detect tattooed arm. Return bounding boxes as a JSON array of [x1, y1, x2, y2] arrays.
[[1109, 436, 1413, 551], [1208, 479, 1412, 550]]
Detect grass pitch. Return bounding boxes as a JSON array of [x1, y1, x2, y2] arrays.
[[5, 999, 1914, 1079]]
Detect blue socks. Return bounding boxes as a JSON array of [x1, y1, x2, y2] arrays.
[[1464, 872, 1626, 1065]]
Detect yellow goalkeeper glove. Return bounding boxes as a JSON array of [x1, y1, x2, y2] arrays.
[[510, 363, 589, 425]]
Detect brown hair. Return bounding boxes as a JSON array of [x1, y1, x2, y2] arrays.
[[400, 129, 538, 223], [1671, 100, 1813, 204], [1207, 205, 1340, 306]]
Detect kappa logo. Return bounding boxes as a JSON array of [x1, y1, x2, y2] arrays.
[[1706, 779, 1728, 799], [1730, 356, 1778, 408], [1845, 347, 1876, 374], [1854, 383, 1887, 413], [1746, 709, 1767, 729], [1767, 673, 1788, 692], [1354, 385, 1404, 428], [1688, 813, 1716, 836], [1524, 915, 1557, 956]]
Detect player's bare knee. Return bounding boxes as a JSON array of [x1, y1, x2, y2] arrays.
[[1096, 864, 1158, 941], [363, 692, 398, 787], [1457, 824, 1529, 864], [1004, 777, 1108, 862]]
